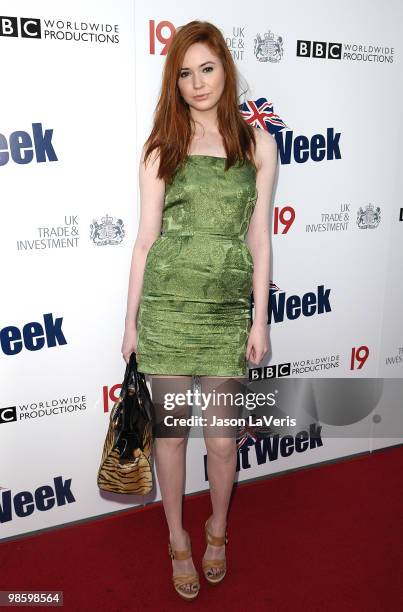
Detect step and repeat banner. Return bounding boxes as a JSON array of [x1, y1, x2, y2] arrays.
[[1, 0, 402, 540]]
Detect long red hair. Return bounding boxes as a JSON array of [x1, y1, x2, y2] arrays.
[[144, 20, 256, 183]]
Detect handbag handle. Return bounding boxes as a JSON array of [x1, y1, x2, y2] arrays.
[[119, 351, 139, 398], [119, 351, 152, 423], [130, 351, 142, 396]]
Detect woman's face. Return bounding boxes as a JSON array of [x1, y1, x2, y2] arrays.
[[177, 42, 226, 112]]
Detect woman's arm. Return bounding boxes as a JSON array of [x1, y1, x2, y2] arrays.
[[124, 145, 165, 332], [245, 128, 278, 365]]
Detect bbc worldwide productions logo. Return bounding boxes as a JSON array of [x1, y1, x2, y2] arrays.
[[0, 16, 119, 44], [0, 16, 41, 38], [297, 40, 342, 59], [296, 39, 395, 63], [0, 406, 16, 424]]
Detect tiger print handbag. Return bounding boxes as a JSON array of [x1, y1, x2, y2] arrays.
[[97, 351, 154, 495]]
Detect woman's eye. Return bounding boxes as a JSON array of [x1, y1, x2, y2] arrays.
[[180, 66, 213, 78]]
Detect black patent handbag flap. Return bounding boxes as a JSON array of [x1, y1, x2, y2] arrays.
[[113, 352, 153, 457]]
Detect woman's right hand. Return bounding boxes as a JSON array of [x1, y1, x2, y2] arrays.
[[121, 323, 138, 364]]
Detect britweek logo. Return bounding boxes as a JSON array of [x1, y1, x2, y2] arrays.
[[269, 283, 331, 323], [203, 423, 323, 479], [275, 127, 341, 165], [0, 477, 75, 523], [251, 283, 332, 324], [239, 99, 341, 166], [0, 313, 67, 356], [0, 123, 57, 166]]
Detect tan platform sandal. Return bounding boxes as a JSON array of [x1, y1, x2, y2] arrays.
[[168, 531, 200, 601], [202, 517, 229, 584]]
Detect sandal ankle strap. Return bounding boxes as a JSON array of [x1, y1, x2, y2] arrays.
[[205, 520, 228, 546], [168, 543, 192, 560]]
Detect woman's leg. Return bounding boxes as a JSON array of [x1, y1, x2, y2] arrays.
[[201, 375, 245, 575], [150, 374, 196, 593]]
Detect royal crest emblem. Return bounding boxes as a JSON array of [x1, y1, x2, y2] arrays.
[[90, 214, 125, 245], [254, 30, 284, 63], [356, 204, 381, 229]]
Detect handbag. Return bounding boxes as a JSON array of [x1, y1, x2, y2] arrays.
[[97, 351, 154, 495]]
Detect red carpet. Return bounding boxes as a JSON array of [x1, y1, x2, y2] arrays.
[[1, 445, 402, 611]]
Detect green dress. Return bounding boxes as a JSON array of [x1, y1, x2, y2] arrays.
[[136, 154, 257, 376]]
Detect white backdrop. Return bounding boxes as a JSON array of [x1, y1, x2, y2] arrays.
[[1, 0, 402, 541]]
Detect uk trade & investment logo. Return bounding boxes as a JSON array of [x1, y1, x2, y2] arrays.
[[15, 214, 125, 250]]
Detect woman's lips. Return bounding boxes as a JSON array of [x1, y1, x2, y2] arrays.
[[194, 93, 209, 100]]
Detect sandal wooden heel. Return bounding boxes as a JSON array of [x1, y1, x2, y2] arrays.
[[202, 517, 229, 584], [168, 532, 200, 601]]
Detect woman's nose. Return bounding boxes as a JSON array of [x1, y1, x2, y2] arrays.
[[192, 74, 204, 88]]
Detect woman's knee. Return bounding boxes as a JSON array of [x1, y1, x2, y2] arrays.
[[154, 435, 188, 451], [205, 436, 236, 460]]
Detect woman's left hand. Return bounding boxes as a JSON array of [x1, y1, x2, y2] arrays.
[[245, 320, 269, 366]]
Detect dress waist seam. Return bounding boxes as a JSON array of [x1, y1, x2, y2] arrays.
[[161, 231, 244, 239]]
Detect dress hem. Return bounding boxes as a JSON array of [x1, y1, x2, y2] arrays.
[[137, 364, 248, 377]]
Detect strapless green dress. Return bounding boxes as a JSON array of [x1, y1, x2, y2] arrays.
[[136, 154, 257, 376]]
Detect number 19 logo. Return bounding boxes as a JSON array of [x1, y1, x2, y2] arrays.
[[350, 345, 369, 370], [149, 20, 175, 55]]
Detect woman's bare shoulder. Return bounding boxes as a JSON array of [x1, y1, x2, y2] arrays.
[[140, 142, 161, 169], [250, 125, 277, 170]]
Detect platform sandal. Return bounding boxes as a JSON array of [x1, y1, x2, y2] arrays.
[[202, 517, 229, 584], [168, 531, 200, 601]]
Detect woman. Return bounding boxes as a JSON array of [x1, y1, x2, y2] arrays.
[[122, 20, 277, 601]]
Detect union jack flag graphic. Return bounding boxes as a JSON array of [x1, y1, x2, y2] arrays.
[[270, 281, 282, 293], [239, 97, 288, 134], [236, 415, 273, 450]]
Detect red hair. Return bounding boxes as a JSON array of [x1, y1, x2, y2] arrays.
[[144, 20, 256, 183]]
